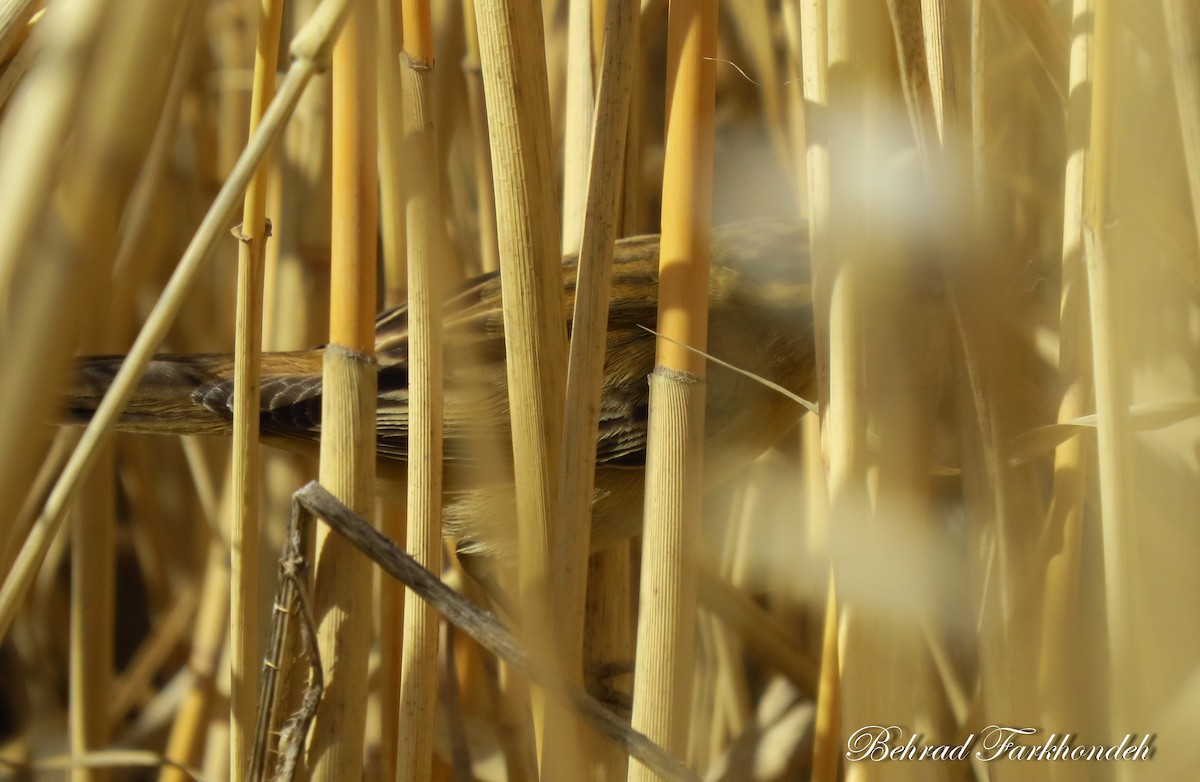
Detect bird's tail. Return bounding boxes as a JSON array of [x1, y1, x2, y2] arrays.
[[64, 354, 238, 436]]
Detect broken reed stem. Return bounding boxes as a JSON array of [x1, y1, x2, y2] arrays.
[[290, 481, 701, 782], [0, 0, 356, 645], [629, 0, 718, 775], [306, 0, 378, 776], [394, 0, 447, 776], [229, 2, 284, 778], [543, 0, 639, 774]]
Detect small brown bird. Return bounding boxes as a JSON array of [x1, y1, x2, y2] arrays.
[[66, 219, 815, 559]]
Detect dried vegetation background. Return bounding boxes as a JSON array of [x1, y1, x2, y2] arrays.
[[0, 0, 1198, 780]]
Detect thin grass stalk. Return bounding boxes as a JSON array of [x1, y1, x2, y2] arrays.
[[229, 3, 284, 778], [797, 0, 830, 408], [543, 0, 639, 772], [0, 0, 357, 644], [795, 3, 840, 776], [306, 0, 378, 775], [561, 0, 594, 254], [378, 0, 407, 308], [968, 0, 986, 208], [627, 0, 718, 775], [1083, 0, 1139, 752], [394, 0, 447, 776], [267, 1, 335, 355], [1163, 0, 1200, 254], [475, 0, 567, 711], [460, 0, 499, 273]]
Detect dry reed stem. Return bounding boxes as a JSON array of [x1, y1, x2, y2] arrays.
[[822, 4, 921, 782], [628, 0, 718, 772], [377, 0, 407, 309], [1084, 0, 1140, 757], [1036, 0, 1094, 752], [394, 0, 448, 776], [1163, 0, 1200, 256], [561, 0, 595, 254], [373, 2, 407, 777], [229, 3, 284, 777], [307, 0, 378, 775], [474, 16, 567, 739], [459, 0, 499, 273], [543, 0, 639, 773]]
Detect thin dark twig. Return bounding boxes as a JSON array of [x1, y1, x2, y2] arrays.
[[247, 498, 309, 781], [249, 496, 324, 782], [270, 555, 322, 782], [292, 479, 699, 782]]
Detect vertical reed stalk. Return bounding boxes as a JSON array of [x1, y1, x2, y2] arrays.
[[460, 0, 499, 272], [474, 0, 567, 729], [1163, 0, 1200, 252], [394, 0, 448, 775], [628, 0, 718, 776], [307, 0, 378, 776], [1038, 0, 1093, 746], [543, 0, 639, 773], [1084, 0, 1139, 755], [229, 3, 284, 777], [561, 0, 594, 254], [374, 0, 407, 776]]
